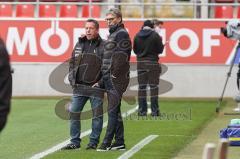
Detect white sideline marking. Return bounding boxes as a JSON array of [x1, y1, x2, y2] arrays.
[[117, 135, 159, 159], [30, 106, 137, 159]]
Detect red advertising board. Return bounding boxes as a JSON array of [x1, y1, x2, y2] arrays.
[[0, 20, 236, 64]]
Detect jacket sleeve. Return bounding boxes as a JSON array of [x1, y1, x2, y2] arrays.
[[155, 34, 164, 54], [133, 36, 138, 55], [68, 44, 76, 86], [0, 51, 12, 132], [111, 31, 132, 77], [115, 31, 132, 56]]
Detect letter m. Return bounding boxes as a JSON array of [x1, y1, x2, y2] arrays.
[[6, 27, 37, 56]]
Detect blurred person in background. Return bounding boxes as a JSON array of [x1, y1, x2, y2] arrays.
[[0, 38, 12, 133], [152, 19, 164, 34], [133, 20, 164, 117]]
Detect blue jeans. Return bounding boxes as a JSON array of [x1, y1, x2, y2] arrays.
[[70, 94, 103, 146]]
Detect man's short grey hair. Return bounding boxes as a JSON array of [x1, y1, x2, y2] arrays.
[[106, 8, 122, 19]]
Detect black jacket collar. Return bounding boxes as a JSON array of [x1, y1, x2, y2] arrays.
[[78, 35, 102, 46], [109, 23, 124, 34]]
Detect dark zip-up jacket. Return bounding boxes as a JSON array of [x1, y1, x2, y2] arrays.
[[133, 28, 164, 61], [100, 23, 132, 94], [69, 35, 105, 87], [0, 39, 12, 132]]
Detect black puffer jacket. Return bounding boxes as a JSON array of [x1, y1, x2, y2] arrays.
[[69, 35, 105, 86], [100, 23, 132, 94], [0, 39, 12, 132], [133, 28, 164, 61]]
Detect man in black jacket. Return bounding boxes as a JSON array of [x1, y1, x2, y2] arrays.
[[62, 19, 105, 150], [133, 20, 164, 116], [97, 8, 132, 151], [0, 38, 12, 133]]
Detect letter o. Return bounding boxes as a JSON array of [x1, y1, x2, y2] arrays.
[[170, 29, 199, 57], [40, 28, 69, 56]]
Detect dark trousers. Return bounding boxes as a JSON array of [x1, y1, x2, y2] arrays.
[[102, 82, 124, 145], [137, 61, 161, 116]]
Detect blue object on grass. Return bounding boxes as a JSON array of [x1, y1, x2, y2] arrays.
[[220, 126, 240, 146]]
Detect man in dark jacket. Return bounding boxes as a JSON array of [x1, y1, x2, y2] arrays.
[[0, 38, 12, 133], [62, 19, 105, 150], [97, 8, 132, 151], [133, 20, 164, 116]]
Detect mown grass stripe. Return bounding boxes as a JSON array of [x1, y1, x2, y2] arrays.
[[117, 135, 158, 159], [30, 106, 137, 159]]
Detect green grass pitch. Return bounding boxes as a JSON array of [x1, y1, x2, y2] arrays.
[[0, 98, 221, 159]]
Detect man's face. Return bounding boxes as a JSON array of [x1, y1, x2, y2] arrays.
[[85, 22, 99, 40], [105, 13, 121, 28]]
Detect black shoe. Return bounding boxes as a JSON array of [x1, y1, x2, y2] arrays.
[[96, 143, 111, 151], [86, 143, 97, 150], [61, 143, 80, 150], [110, 142, 126, 150]]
